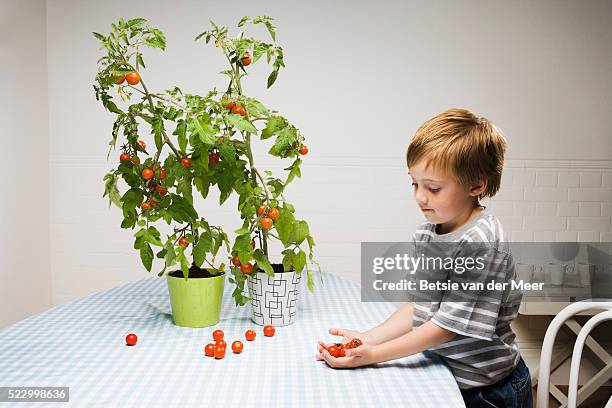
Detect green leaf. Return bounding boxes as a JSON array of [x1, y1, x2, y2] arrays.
[[294, 220, 309, 245], [293, 249, 306, 272], [261, 116, 287, 140], [121, 188, 144, 210], [189, 115, 217, 146], [268, 126, 297, 157], [275, 208, 295, 245], [193, 231, 212, 268], [92, 32, 106, 42], [237, 16, 250, 27], [140, 243, 154, 271], [152, 116, 164, 151], [282, 250, 294, 271], [253, 249, 274, 276], [173, 120, 188, 154], [168, 195, 198, 223], [264, 21, 276, 41], [164, 239, 177, 267], [267, 69, 278, 88], [127, 18, 147, 28], [103, 172, 122, 208], [225, 115, 257, 134]]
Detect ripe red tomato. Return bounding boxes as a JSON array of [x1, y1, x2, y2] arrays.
[[232, 340, 244, 354], [115, 74, 126, 84], [221, 98, 235, 110], [260, 217, 273, 230], [241, 52, 252, 66], [142, 168, 154, 180], [212, 329, 224, 341], [299, 145, 309, 155], [125, 333, 138, 346], [205, 343, 215, 357], [158, 168, 167, 180], [268, 208, 280, 220], [140, 201, 151, 210], [178, 237, 189, 247], [155, 185, 168, 196], [231, 105, 246, 116], [245, 329, 256, 341], [214, 345, 225, 359], [338, 346, 346, 357], [125, 71, 141, 85], [327, 345, 339, 357], [137, 140, 146, 150], [345, 338, 363, 349], [231, 255, 242, 267], [256, 204, 268, 216], [120, 153, 131, 162], [263, 325, 275, 337], [181, 157, 191, 169], [215, 340, 227, 351], [240, 262, 254, 274], [209, 152, 220, 164]]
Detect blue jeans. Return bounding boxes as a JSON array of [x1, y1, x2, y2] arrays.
[[460, 357, 532, 408]]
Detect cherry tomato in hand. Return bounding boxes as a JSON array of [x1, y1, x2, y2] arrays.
[[125, 333, 137, 346], [260, 217, 273, 230], [263, 325, 275, 337], [205, 343, 215, 357], [212, 329, 224, 342], [245, 329, 256, 341], [327, 345, 339, 358], [125, 71, 141, 85], [232, 340, 244, 354], [142, 168, 154, 180]]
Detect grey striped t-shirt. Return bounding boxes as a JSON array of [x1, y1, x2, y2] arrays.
[[411, 207, 523, 390]]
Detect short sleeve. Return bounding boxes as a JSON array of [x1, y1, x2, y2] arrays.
[[430, 245, 509, 341]]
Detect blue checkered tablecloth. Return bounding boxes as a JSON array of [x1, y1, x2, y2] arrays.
[[0, 272, 464, 407]]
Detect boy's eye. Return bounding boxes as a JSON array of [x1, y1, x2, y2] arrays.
[[429, 187, 440, 192], [411, 183, 417, 188]]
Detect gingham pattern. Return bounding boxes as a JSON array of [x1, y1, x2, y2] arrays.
[[0, 272, 464, 407]]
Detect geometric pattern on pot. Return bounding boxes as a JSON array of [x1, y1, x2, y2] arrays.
[[248, 271, 301, 326]]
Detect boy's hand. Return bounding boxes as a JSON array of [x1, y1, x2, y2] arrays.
[[315, 343, 377, 368], [315, 327, 368, 354]]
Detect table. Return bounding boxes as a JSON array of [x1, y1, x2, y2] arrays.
[[0, 272, 464, 407]]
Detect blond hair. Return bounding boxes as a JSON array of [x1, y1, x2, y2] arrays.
[[406, 108, 507, 199]]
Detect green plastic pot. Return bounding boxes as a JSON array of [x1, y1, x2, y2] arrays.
[[166, 270, 225, 328]]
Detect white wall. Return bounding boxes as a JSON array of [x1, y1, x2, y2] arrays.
[[0, 0, 52, 328]]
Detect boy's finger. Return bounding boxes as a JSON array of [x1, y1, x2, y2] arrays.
[[328, 327, 341, 336]]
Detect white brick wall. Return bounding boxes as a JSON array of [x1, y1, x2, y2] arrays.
[[484, 160, 612, 243]]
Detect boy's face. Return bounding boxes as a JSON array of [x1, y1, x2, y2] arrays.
[[408, 160, 482, 232]]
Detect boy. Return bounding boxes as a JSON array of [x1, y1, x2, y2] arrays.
[[316, 109, 532, 407]]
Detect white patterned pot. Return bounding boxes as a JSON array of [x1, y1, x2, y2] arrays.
[[247, 270, 301, 326]]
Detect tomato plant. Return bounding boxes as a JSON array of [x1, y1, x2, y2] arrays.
[[96, 16, 321, 308]]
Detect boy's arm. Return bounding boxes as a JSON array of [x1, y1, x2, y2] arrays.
[[319, 320, 455, 368], [362, 302, 415, 345]]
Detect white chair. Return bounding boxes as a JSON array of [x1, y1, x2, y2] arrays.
[[537, 300, 612, 408]]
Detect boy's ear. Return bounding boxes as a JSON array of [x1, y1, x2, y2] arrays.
[[469, 179, 487, 198]]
